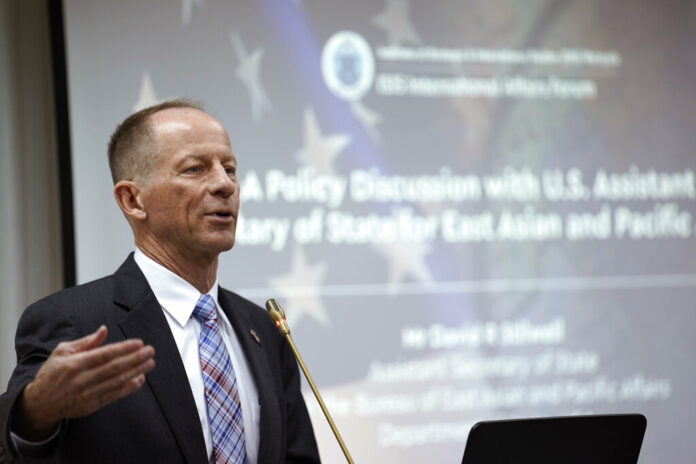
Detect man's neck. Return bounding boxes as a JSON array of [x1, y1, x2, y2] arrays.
[[136, 242, 218, 294]]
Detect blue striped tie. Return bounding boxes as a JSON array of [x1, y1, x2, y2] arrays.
[[193, 294, 247, 464]]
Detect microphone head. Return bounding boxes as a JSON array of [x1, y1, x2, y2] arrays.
[[266, 298, 291, 335], [266, 298, 286, 319]]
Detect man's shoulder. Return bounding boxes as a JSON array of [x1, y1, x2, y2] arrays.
[[14, 274, 121, 347], [31, 253, 143, 310], [32, 274, 116, 309], [17, 255, 149, 338]]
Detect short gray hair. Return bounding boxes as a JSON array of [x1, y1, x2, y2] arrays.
[[107, 99, 204, 183]]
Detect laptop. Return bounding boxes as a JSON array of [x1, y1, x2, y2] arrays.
[[461, 414, 647, 464]]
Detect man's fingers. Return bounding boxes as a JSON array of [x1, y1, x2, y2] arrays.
[[63, 326, 108, 353], [80, 357, 155, 403], [77, 345, 155, 390], [73, 338, 146, 370], [22, 334, 156, 427]]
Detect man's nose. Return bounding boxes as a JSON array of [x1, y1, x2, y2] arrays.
[[208, 164, 236, 197]]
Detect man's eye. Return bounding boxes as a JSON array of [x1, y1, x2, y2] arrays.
[[225, 167, 237, 176], [186, 166, 202, 173]]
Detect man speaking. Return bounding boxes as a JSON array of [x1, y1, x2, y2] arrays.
[[0, 100, 320, 463]]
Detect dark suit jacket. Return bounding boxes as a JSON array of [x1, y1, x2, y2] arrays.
[[0, 254, 320, 463]]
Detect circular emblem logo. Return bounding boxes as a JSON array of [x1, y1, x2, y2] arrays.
[[322, 31, 375, 101]]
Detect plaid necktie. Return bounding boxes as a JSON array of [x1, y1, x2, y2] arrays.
[[193, 294, 247, 464]]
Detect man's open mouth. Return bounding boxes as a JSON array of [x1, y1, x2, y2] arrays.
[[207, 210, 235, 219]]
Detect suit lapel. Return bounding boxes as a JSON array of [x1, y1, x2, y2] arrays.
[[113, 255, 208, 464], [218, 291, 281, 464]]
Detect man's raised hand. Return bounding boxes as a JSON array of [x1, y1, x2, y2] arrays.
[[12, 326, 155, 441]]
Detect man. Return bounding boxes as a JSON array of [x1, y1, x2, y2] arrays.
[[0, 100, 320, 463]]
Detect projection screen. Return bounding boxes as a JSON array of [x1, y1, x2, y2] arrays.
[[63, 0, 696, 461]]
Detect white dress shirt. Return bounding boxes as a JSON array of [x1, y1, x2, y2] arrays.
[[134, 249, 260, 464]]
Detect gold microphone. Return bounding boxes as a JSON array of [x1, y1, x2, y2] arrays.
[[265, 298, 355, 464]]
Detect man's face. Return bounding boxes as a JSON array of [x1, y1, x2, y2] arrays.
[[139, 107, 240, 261]]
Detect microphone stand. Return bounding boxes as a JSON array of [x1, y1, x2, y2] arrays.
[[266, 298, 355, 464]]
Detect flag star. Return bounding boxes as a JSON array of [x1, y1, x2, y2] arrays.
[[181, 0, 205, 25], [231, 32, 272, 123], [269, 246, 329, 327], [133, 72, 159, 112], [374, 236, 434, 295], [372, 0, 422, 46], [350, 100, 383, 142], [296, 108, 350, 176]]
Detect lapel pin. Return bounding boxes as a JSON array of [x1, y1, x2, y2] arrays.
[[249, 328, 261, 345]]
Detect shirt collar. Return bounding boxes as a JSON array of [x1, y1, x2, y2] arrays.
[[133, 248, 220, 327]]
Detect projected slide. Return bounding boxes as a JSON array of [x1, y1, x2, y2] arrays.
[[64, 0, 696, 462]]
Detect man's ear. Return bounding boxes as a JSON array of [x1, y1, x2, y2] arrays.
[[113, 181, 147, 221]]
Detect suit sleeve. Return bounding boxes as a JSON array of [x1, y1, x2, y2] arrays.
[[0, 298, 77, 463], [280, 336, 321, 464]]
